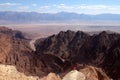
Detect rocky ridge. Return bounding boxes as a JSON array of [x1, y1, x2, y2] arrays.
[[35, 30, 120, 79], [0, 27, 119, 80]]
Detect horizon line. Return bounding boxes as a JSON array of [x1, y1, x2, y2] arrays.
[[1, 11, 120, 15]]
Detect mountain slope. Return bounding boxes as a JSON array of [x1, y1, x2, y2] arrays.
[[0, 27, 119, 79], [0, 27, 66, 77], [35, 30, 120, 79], [0, 27, 40, 76]]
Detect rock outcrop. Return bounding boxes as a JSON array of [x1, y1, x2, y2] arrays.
[[42, 66, 110, 80], [0, 64, 40, 80], [35, 30, 120, 79], [0, 64, 110, 80], [79, 66, 110, 80], [0, 27, 44, 77], [0, 27, 119, 80], [62, 70, 85, 80], [40, 73, 61, 80], [0, 26, 30, 63]]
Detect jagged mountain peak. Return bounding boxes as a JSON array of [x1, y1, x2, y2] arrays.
[[0, 27, 119, 79], [35, 30, 120, 79]]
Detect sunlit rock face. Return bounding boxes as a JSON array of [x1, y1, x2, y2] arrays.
[[0, 64, 61, 80], [62, 66, 110, 80], [79, 66, 110, 80], [62, 70, 85, 80], [0, 64, 40, 80], [40, 73, 61, 80]]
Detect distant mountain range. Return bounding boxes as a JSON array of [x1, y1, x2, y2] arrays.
[[0, 11, 120, 24]]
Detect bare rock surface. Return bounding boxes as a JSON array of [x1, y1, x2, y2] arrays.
[[40, 73, 61, 80], [0, 27, 119, 80], [0, 64, 40, 80], [62, 66, 110, 80], [62, 70, 85, 80], [35, 30, 120, 79], [79, 66, 110, 80]]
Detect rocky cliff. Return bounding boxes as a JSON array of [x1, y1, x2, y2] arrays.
[[35, 30, 120, 79], [0, 27, 119, 80], [0, 27, 52, 77]]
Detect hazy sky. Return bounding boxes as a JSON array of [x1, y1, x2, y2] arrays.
[[0, 0, 120, 14]]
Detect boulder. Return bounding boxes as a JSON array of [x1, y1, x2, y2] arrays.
[[62, 70, 85, 80]]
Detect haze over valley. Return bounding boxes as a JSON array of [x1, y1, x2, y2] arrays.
[[1, 23, 119, 38], [0, 11, 119, 38]]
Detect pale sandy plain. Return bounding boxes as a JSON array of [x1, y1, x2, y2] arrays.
[[0, 22, 120, 38]]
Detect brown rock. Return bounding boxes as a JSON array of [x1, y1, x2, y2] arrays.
[[42, 73, 61, 80], [0, 27, 119, 79], [35, 30, 120, 79], [79, 66, 110, 80]]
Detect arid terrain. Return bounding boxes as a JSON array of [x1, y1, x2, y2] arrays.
[[0, 26, 119, 80], [1, 23, 120, 38], [0, 0, 120, 79]]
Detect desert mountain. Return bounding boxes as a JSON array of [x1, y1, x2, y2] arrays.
[[0, 27, 37, 75], [0, 27, 69, 77], [0, 27, 30, 63], [35, 30, 120, 79], [0, 27, 119, 80]]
